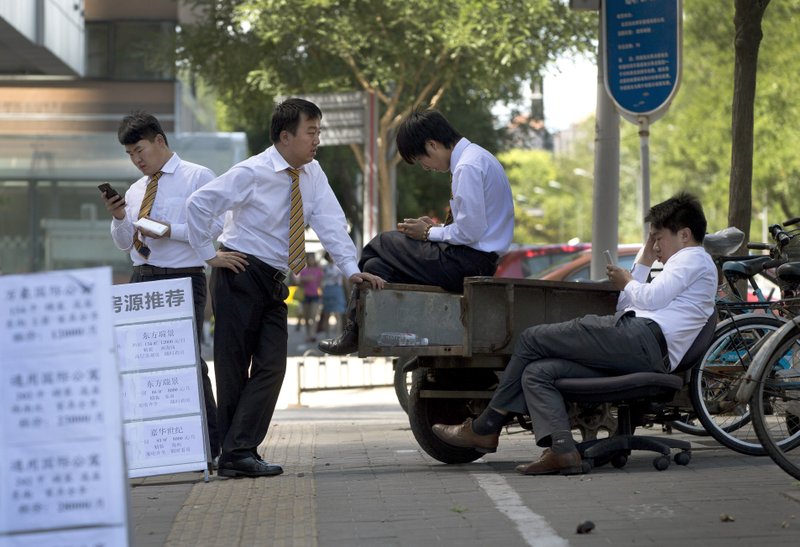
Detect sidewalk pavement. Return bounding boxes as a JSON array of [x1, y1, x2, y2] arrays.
[[131, 385, 800, 547], [134, 321, 800, 546]]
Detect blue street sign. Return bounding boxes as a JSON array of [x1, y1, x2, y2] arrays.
[[603, 0, 682, 122]]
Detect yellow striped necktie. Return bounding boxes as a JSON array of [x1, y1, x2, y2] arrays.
[[287, 168, 306, 275], [133, 171, 163, 258]]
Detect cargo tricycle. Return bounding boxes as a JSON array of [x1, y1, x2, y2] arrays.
[[353, 276, 620, 463]]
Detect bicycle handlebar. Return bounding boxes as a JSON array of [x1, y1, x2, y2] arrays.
[[747, 242, 772, 250], [783, 216, 800, 227], [769, 224, 792, 248]]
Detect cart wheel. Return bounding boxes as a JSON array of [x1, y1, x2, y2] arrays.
[[407, 367, 490, 464], [653, 455, 670, 471], [674, 451, 691, 466], [394, 357, 416, 414]]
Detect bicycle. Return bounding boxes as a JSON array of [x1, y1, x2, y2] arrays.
[[742, 289, 800, 478], [686, 220, 800, 455], [668, 226, 783, 439]]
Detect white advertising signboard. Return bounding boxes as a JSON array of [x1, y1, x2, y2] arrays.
[[111, 278, 210, 478], [0, 267, 130, 546]]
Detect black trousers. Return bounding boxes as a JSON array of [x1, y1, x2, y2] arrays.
[[359, 231, 498, 293], [129, 270, 220, 458], [210, 253, 289, 459]]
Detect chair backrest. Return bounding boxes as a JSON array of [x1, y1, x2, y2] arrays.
[[672, 314, 717, 373]]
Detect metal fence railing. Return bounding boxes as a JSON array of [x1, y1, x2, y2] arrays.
[[290, 350, 394, 407]]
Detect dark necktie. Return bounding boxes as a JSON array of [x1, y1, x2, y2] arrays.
[[444, 174, 454, 226]]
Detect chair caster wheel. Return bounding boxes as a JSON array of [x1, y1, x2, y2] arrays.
[[611, 453, 628, 469], [674, 451, 691, 466], [653, 455, 670, 471]]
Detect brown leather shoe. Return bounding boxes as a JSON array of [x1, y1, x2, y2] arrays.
[[432, 418, 500, 453], [515, 448, 583, 476]]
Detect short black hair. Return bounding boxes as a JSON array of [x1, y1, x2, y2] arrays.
[[270, 98, 323, 143], [646, 191, 707, 243], [396, 108, 462, 164], [118, 111, 168, 146]]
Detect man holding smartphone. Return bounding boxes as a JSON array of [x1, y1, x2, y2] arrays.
[[432, 193, 717, 475], [100, 111, 226, 464]]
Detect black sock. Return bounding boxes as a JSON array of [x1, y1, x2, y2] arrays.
[[549, 430, 576, 454], [472, 407, 506, 435]]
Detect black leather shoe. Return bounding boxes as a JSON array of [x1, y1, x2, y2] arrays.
[[217, 455, 283, 478], [318, 326, 358, 355], [319, 286, 359, 355]]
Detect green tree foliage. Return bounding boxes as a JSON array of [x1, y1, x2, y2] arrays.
[[617, 0, 798, 239], [498, 116, 599, 245], [180, 0, 596, 231]]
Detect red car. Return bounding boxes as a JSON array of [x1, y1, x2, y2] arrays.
[[494, 243, 591, 279], [539, 246, 642, 282]]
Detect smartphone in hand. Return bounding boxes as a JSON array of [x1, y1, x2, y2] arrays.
[[604, 249, 614, 266], [98, 183, 125, 206]]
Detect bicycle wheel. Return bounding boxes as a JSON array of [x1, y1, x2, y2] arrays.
[[751, 322, 800, 479], [689, 314, 784, 455], [668, 412, 707, 435]]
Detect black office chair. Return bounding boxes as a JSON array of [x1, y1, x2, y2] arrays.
[[554, 315, 717, 472]]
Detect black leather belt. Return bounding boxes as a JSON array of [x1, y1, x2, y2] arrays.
[[219, 245, 287, 283], [133, 265, 205, 276], [643, 318, 670, 364]]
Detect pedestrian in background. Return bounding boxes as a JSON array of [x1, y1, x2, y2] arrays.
[[298, 252, 323, 342], [101, 110, 221, 462], [317, 251, 348, 338]]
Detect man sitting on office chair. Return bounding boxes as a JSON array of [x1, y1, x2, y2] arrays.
[[432, 192, 717, 475]]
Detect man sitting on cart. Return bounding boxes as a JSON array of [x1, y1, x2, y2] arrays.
[[319, 108, 515, 355], [432, 192, 717, 475]]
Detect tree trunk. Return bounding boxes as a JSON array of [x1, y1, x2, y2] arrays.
[[728, 0, 770, 252], [377, 125, 394, 232]]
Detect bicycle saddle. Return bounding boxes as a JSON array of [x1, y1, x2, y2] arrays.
[[703, 226, 745, 257], [722, 256, 774, 277], [777, 261, 800, 284]]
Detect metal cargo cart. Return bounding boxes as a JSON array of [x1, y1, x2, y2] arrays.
[[354, 276, 619, 463]]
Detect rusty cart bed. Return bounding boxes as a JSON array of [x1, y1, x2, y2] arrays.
[[355, 277, 619, 463]]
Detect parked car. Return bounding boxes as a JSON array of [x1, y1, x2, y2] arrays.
[[539, 246, 642, 282], [494, 243, 591, 279]]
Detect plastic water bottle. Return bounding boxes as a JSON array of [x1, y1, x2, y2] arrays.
[[376, 332, 429, 346]]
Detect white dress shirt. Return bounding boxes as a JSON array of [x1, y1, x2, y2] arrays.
[[427, 138, 514, 253], [186, 146, 360, 278], [111, 153, 217, 267], [616, 245, 717, 371]]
